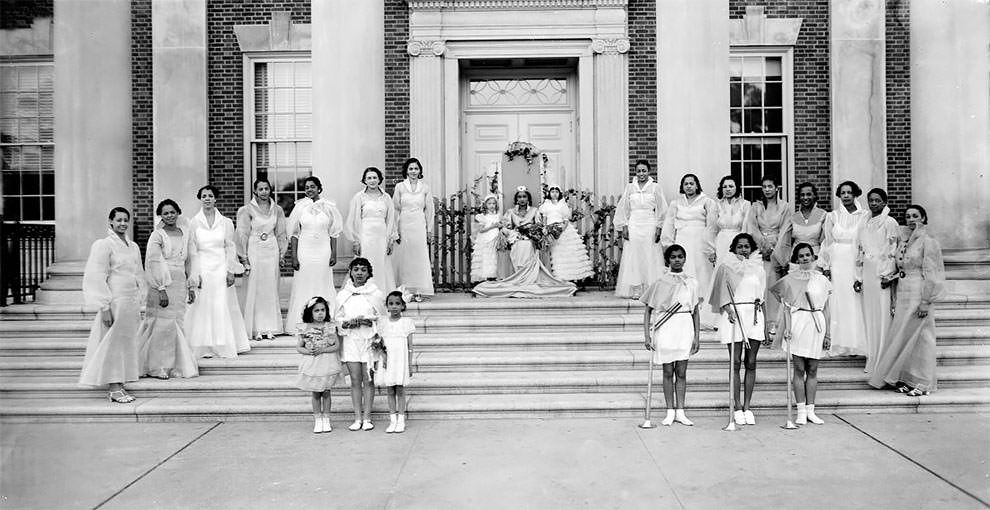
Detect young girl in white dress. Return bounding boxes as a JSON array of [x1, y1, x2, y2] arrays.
[[771, 243, 832, 425], [641, 244, 701, 426], [615, 160, 667, 298], [335, 257, 386, 431], [295, 297, 342, 433], [539, 186, 594, 281], [471, 195, 502, 282], [285, 176, 344, 334], [236, 178, 287, 340], [345, 167, 398, 293], [392, 158, 435, 301], [822, 181, 870, 357], [662, 174, 717, 326], [184, 185, 250, 359], [376, 291, 416, 433], [710, 175, 752, 268], [708, 233, 767, 426]]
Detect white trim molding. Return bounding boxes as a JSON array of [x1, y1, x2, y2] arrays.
[[409, 0, 627, 10], [234, 12, 311, 52], [729, 6, 803, 46]]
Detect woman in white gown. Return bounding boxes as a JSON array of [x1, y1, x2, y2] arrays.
[[136, 199, 198, 379], [503, 188, 540, 271], [662, 174, 718, 327], [345, 167, 398, 293], [539, 186, 594, 282], [286, 176, 343, 334], [855, 188, 900, 373], [236, 178, 287, 340], [710, 175, 752, 269], [821, 180, 870, 357], [749, 176, 790, 333], [614, 160, 667, 298], [184, 185, 250, 359], [774, 181, 827, 269], [392, 158, 435, 301], [79, 207, 146, 403]]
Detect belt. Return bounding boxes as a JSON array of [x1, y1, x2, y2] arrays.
[[795, 308, 823, 313], [255, 232, 272, 241]]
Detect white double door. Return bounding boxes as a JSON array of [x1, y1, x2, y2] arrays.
[[463, 111, 575, 202]]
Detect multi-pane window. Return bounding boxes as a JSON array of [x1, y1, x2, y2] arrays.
[[729, 53, 790, 202], [1, 61, 54, 223], [246, 57, 312, 216]]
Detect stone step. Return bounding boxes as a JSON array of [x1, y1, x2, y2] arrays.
[[3, 364, 988, 400], [2, 345, 987, 376], [2, 387, 988, 422]]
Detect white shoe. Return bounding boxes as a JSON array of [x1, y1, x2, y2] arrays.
[[734, 410, 746, 425], [661, 409, 676, 426], [386, 414, 397, 434], [795, 403, 807, 425], [361, 420, 375, 431], [348, 420, 362, 431], [744, 410, 756, 425], [674, 409, 694, 426], [313, 417, 322, 434], [395, 414, 406, 433], [322, 415, 332, 433], [807, 404, 825, 424]]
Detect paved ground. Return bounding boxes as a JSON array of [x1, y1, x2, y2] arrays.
[[2, 413, 988, 510]]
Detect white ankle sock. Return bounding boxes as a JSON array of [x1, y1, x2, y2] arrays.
[[674, 409, 694, 426], [395, 414, 406, 433], [807, 404, 825, 424], [661, 409, 676, 426], [795, 403, 807, 425]]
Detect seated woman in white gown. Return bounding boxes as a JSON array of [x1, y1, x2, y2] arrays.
[[473, 186, 575, 298], [184, 185, 250, 359], [285, 176, 343, 334]]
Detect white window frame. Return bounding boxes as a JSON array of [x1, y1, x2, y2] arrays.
[[728, 47, 795, 203], [242, 52, 312, 214], [0, 58, 55, 225]]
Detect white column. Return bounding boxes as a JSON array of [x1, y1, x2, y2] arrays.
[[42, 0, 132, 304], [312, 0, 385, 224], [911, 0, 990, 250], [408, 40, 446, 195], [656, 0, 729, 199], [153, 0, 208, 216], [592, 39, 630, 198], [830, 0, 887, 197]]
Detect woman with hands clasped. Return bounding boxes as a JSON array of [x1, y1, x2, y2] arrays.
[[345, 167, 398, 293]]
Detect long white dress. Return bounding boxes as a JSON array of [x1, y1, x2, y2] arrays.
[[749, 199, 790, 327], [539, 199, 593, 281], [236, 198, 287, 338], [136, 225, 199, 378], [184, 209, 250, 359], [345, 191, 398, 293], [709, 253, 767, 343], [79, 231, 147, 387], [770, 269, 832, 359], [711, 197, 752, 267], [821, 201, 870, 356], [285, 197, 343, 334], [470, 212, 502, 281], [392, 179, 435, 296], [614, 178, 667, 297], [504, 206, 539, 271], [856, 206, 900, 372], [641, 270, 701, 364], [662, 193, 717, 326]]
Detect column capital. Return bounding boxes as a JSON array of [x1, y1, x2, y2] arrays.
[[590, 38, 629, 55], [407, 39, 446, 57]]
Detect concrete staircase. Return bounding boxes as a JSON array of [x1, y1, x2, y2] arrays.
[[2, 251, 988, 422]]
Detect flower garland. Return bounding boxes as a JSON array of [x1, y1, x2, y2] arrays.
[[504, 141, 550, 167]]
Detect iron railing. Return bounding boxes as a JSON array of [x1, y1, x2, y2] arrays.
[[1, 218, 55, 305]]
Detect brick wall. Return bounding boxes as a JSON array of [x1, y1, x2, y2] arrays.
[[885, 0, 911, 220], [627, 0, 657, 180], [131, 0, 153, 248], [206, 0, 311, 218], [383, 0, 410, 192], [0, 0, 52, 30], [729, 0, 832, 209]]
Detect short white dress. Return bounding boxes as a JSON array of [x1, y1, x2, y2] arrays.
[[375, 316, 415, 386], [295, 324, 343, 391], [641, 271, 700, 364], [335, 281, 385, 364], [709, 254, 767, 344], [770, 269, 833, 359]]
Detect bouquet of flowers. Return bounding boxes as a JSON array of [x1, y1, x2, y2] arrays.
[[546, 222, 565, 240], [302, 326, 334, 355], [517, 222, 549, 250], [370, 334, 388, 369]]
